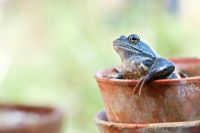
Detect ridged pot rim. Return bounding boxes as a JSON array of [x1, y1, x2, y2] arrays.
[[95, 57, 200, 86], [95, 110, 200, 129], [0, 103, 64, 131]]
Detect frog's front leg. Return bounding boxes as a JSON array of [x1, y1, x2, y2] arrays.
[[142, 58, 176, 82], [133, 58, 175, 95]]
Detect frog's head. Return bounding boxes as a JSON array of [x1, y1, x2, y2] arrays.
[[113, 34, 159, 61]]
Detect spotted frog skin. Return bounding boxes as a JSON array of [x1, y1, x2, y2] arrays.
[[113, 34, 181, 95]]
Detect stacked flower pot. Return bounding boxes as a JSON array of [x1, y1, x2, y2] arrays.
[[95, 58, 200, 133], [0, 104, 63, 133]]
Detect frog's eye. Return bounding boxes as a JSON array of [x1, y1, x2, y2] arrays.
[[128, 34, 140, 44]]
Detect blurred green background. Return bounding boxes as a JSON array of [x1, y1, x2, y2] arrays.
[[0, 0, 200, 133]]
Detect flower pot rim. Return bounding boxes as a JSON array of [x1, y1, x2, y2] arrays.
[[95, 57, 200, 86], [170, 57, 200, 63], [96, 68, 200, 85], [0, 103, 64, 131], [95, 110, 200, 129]]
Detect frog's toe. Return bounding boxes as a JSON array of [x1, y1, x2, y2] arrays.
[[167, 72, 179, 79], [130, 77, 146, 95], [179, 71, 188, 78]]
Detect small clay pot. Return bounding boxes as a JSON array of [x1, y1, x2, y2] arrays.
[[0, 103, 64, 133], [95, 110, 200, 133], [95, 58, 200, 123]]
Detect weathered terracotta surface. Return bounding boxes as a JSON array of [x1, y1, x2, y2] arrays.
[[0, 103, 64, 133], [171, 58, 200, 77], [95, 110, 200, 133], [95, 58, 200, 123]]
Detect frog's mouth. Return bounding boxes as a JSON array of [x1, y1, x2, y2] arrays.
[[113, 40, 155, 59]]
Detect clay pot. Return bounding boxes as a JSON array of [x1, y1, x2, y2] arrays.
[[95, 110, 200, 133], [0, 103, 64, 133], [171, 58, 200, 77], [95, 58, 200, 123]]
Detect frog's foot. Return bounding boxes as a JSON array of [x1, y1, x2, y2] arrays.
[[132, 58, 176, 95], [132, 80, 142, 95], [179, 71, 188, 78], [166, 71, 187, 79], [131, 77, 147, 95]]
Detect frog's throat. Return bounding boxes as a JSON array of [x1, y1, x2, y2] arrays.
[[115, 44, 156, 59]]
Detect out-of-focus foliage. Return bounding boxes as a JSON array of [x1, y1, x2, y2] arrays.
[[0, 0, 200, 133]]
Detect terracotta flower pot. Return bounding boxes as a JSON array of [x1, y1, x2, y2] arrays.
[[0, 103, 64, 133], [95, 58, 200, 123], [95, 110, 200, 133], [171, 58, 200, 77]]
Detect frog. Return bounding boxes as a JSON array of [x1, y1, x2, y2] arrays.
[[113, 34, 182, 95]]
